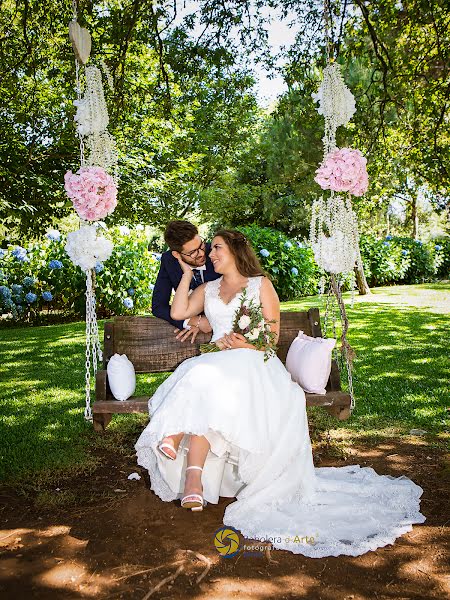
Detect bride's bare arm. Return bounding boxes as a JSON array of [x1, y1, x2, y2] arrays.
[[260, 277, 280, 344], [170, 256, 206, 321]]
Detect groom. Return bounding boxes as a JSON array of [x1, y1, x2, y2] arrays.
[[151, 220, 221, 342]]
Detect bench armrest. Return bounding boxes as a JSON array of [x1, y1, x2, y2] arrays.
[[95, 369, 114, 402]]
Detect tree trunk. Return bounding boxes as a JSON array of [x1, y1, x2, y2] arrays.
[[411, 194, 419, 239], [355, 247, 371, 295]]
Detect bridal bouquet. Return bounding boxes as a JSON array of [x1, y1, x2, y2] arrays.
[[200, 289, 277, 361]]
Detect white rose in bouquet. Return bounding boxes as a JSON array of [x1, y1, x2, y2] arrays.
[[247, 328, 261, 341], [238, 315, 251, 330]]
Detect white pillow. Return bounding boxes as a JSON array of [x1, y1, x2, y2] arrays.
[[285, 331, 336, 395], [107, 353, 136, 401]]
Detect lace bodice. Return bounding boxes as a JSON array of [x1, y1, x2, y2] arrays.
[[204, 276, 263, 342]]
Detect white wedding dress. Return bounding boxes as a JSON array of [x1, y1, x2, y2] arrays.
[[135, 276, 425, 557]]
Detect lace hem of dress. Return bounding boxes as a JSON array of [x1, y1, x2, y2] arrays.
[[223, 516, 425, 558], [223, 465, 426, 558]]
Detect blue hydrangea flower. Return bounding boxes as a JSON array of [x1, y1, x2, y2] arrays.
[[0, 249, 6, 259], [11, 284, 23, 294], [123, 297, 134, 309], [149, 283, 155, 291], [402, 250, 408, 256], [296, 241, 304, 248], [48, 259, 63, 269], [291, 267, 299, 276], [272, 267, 279, 274], [0, 285, 12, 300], [435, 244, 442, 251], [42, 291, 53, 302], [415, 240, 422, 245], [11, 246, 27, 261], [127, 288, 135, 296], [284, 241, 292, 249], [260, 248, 270, 258], [95, 262, 104, 273], [16, 304, 25, 314], [382, 241, 390, 247], [385, 235, 392, 241], [25, 292, 37, 304], [153, 253, 162, 261], [22, 276, 35, 288], [46, 229, 61, 241]]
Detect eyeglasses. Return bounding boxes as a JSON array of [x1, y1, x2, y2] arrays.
[[180, 238, 205, 259]]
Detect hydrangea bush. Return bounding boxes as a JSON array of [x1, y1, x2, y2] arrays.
[[0, 226, 159, 322], [359, 235, 448, 286], [236, 225, 321, 301]]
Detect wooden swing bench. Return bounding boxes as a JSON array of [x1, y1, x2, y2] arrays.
[[92, 308, 352, 432]]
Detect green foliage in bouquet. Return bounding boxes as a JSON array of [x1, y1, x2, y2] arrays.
[[200, 288, 277, 361]]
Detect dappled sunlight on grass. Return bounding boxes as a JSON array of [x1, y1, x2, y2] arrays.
[[285, 283, 449, 434]]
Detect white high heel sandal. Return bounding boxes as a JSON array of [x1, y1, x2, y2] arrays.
[[157, 441, 177, 460], [181, 466, 207, 511]]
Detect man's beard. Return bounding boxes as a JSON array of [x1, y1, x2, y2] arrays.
[[184, 253, 206, 268]]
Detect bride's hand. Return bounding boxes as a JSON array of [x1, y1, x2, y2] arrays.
[[172, 251, 194, 277], [220, 332, 252, 350]]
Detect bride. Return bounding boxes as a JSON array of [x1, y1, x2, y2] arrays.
[[135, 229, 425, 558]]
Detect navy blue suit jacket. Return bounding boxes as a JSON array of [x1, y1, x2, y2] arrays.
[[151, 242, 221, 329]]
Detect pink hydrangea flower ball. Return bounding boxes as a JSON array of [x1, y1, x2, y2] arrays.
[[314, 148, 368, 196], [64, 166, 117, 221]]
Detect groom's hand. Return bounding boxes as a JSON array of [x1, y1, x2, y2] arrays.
[[174, 325, 200, 343]]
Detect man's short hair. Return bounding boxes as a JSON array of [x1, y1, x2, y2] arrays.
[[164, 220, 198, 252]]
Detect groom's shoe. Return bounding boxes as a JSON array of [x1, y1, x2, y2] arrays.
[[181, 466, 207, 511]]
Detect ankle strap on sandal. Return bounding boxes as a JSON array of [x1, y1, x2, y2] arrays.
[[186, 465, 203, 471]]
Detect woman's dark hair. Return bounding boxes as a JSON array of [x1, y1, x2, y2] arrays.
[[164, 220, 198, 252], [213, 229, 266, 278]]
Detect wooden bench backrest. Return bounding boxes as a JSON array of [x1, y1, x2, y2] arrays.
[[104, 308, 323, 372]]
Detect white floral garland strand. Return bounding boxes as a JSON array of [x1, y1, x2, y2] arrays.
[[312, 62, 356, 154], [310, 58, 361, 413], [73, 64, 118, 178], [309, 192, 361, 274], [68, 6, 117, 422]]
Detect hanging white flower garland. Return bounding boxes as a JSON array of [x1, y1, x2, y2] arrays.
[[74, 65, 109, 136], [310, 62, 364, 278], [65, 5, 119, 421], [310, 194, 361, 275], [312, 62, 356, 154], [308, 56, 368, 413]]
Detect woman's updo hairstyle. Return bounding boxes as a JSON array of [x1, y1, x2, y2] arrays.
[[213, 229, 266, 278]]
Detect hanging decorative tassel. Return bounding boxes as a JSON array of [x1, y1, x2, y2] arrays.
[[308, 0, 370, 413], [65, 1, 118, 421]]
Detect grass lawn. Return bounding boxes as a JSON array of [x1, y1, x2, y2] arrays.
[[1, 282, 449, 487]]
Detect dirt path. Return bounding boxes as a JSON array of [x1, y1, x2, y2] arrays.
[[1, 438, 449, 600]]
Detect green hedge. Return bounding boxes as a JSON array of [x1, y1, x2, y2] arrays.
[[0, 226, 159, 322], [237, 225, 321, 301], [359, 235, 449, 286], [1, 225, 448, 323]]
